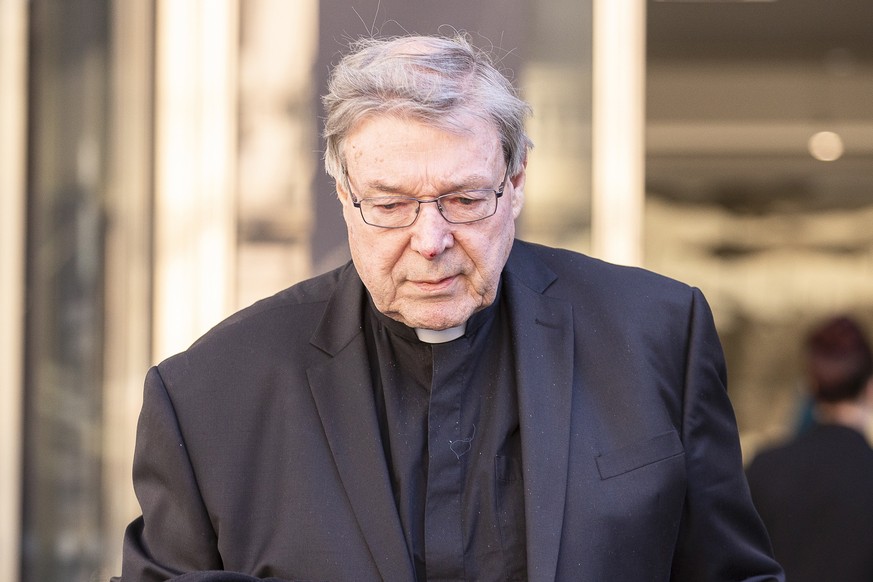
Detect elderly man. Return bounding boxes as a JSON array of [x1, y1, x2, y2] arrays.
[[115, 35, 783, 581]]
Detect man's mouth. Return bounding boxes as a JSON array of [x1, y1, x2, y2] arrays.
[[410, 275, 458, 293]]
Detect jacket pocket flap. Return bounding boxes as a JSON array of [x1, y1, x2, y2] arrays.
[[596, 430, 684, 480]]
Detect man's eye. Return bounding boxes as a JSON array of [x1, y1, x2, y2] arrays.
[[445, 192, 487, 207], [370, 198, 413, 212]]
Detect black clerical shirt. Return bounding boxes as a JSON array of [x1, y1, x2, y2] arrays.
[[364, 290, 527, 582]]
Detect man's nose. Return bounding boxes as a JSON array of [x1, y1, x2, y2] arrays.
[[409, 201, 453, 259]]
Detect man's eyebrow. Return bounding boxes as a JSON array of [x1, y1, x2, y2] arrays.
[[450, 174, 496, 190], [360, 174, 497, 195], [360, 180, 405, 195]]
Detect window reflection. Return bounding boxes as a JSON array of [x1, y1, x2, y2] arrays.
[[23, 1, 109, 580]]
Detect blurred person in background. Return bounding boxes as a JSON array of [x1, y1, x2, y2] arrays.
[[747, 315, 873, 582]]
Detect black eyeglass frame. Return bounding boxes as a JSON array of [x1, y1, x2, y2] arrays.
[[347, 167, 511, 229]]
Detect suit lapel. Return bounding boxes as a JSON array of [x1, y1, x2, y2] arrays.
[[504, 245, 574, 582], [306, 265, 415, 581]]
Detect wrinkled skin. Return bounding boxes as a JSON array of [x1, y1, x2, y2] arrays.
[[337, 115, 526, 330]]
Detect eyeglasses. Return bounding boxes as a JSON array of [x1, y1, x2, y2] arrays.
[[348, 168, 509, 229]]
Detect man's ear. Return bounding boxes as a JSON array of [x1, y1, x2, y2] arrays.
[[335, 178, 351, 203], [509, 156, 527, 219]]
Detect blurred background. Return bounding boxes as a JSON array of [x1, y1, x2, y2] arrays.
[[1, 0, 872, 579]]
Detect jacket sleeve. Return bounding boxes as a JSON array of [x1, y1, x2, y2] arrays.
[[670, 288, 784, 581], [115, 366, 225, 581]]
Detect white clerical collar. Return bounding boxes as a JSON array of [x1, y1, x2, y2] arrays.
[[414, 323, 466, 344]]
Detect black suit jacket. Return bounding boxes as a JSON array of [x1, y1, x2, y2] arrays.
[[116, 240, 783, 581]]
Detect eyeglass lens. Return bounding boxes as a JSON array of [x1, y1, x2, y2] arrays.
[[360, 190, 498, 227]]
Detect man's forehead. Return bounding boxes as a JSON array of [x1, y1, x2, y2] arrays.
[[348, 112, 496, 140], [342, 115, 504, 187], [345, 115, 501, 158]]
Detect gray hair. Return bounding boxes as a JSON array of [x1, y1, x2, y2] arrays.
[[322, 34, 533, 188]]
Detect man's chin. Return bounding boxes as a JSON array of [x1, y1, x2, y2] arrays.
[[394, 304, 476, 331]]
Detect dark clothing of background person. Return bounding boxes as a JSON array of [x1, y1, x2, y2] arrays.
[[113, 241, 783, 581], [747, 423, 873, 582]]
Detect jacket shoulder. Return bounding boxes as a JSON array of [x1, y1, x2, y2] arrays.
[[164, 263, 351, 364], [512, 240, 696, 303]]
